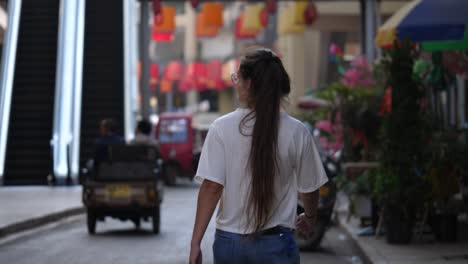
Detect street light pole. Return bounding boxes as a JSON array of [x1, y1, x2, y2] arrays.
[[139, 0, 151, 119]]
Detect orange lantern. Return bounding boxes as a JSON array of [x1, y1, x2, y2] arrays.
[[196, 12, 219, 38], [160, 79, 173, 94], [154, 5, 175, 33], [201, 2, 223, 28]]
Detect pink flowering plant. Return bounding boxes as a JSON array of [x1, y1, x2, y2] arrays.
[[318, 55, 383, 161]]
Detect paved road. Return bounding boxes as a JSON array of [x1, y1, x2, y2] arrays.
[[0, 181, 366, 264]]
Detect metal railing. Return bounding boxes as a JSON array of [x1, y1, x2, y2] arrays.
[[0, 0, 22, 181]]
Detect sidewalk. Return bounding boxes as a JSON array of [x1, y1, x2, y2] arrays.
[[0, 186, 83, 237], [337, 194, 468, 264]]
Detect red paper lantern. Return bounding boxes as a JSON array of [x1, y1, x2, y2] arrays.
[[260, 7, 269, 27], [164, 61, 184, 81], [191, 0, 199, 9], [152, 0, 161, 16], [207, 60, 225, 90], [152, 31, 174, 42], [194, 62, 208, 91], [266, 0, 277, 14], [178, 78, 192, 92], [180, 62, 208, 91], [304, 2, 318, 26], [150, 64, 159, 85]]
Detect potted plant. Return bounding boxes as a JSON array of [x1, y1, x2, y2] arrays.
[[426, 131, 464, 242], [374, 41, 429, 244]]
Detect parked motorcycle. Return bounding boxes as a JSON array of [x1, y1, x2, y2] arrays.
[[295, 126, 341, 250]]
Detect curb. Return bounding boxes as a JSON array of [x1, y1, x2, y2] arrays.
[[0, 207, 85, 238], [337, 213, 380, 264]]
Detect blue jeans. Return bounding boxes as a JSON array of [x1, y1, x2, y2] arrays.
[[213, 227, 300, 264]]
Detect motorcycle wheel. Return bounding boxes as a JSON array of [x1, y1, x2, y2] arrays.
[[295, 219, 327, 251]]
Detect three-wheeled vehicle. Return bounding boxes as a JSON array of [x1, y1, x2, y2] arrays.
[[155, 112, 194, 185], [81, 145, 163, 235], [155, 112, 220, 185]]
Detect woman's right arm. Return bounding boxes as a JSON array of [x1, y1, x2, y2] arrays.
[[296, 191, 319, 237]]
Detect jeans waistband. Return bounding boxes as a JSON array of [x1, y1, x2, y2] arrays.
[[216, 226, 293, 238]]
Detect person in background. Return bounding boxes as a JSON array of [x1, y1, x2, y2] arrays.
[[189, 48, 328, 264], [94, 118, 125, 162], [130, 119, 157, 146]]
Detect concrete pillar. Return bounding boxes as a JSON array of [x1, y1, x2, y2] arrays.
[[277, 33, 305, 113], [364, 0, 376, 62], [139, 0, 151, 119], [458, 75, 466, 128], [304, 29, 330, 91], [184, 1, 198, 112]]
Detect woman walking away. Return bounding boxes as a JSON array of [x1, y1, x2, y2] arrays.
[[189, 48, 328, 264]]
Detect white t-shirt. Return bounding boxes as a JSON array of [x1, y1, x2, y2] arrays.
[[195, 108, 328, 234]]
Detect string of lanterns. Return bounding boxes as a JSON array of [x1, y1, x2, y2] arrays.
[[151, 0, 318, 42]]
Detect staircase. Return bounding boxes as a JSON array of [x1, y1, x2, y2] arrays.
[[3, 0, 60, 185], [80, 0, 125, 163]]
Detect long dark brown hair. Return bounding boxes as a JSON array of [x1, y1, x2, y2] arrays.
[[238, 48, 291, 233]]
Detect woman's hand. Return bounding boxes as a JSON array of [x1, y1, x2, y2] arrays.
[[189, 243, 202, 264], [296, 213, 316, 239]]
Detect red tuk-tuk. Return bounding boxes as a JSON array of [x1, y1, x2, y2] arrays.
[[155, 112, 193, 185], [154, 112, 221, 185]]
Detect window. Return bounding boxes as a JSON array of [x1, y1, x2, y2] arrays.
[[158, 119, 188, 143]]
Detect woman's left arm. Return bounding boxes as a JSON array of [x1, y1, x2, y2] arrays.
[[190, 179, 224, 263]]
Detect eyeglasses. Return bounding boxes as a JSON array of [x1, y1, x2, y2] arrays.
[[231, 72, 239, 85]]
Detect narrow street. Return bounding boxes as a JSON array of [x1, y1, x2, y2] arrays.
[[0, 181, 366, 264]]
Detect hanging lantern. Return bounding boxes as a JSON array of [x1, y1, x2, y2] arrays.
[[196, 12, 219, 38], [150, 64, 159, 85], [181, 62, 207, 91], [152, 0, 161, 17], [235, 14, 260, 39], [160, 79, 173, 94], [242, 3, 265, 31], [260, 7, 269, 27], [201, 2, 224, 28], [154, 5, 175, 33], [304, 2, 318, 26], [277, 6, 305, 35], [178, 78, 192, 92], [190, 0, 199, 9], [194, 62, 208, 91], [207, 60, 224, 90], [164, 61, 184, 81], [152, 30, 174, 42], [265, 0, 277, 14], [293, 1, 309, 25]]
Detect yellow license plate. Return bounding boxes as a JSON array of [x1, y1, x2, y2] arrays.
[[319, 186, 330, 196], [107, 185, 131, 199]]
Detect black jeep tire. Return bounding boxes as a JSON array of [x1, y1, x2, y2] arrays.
[[152, 206, 160, 234], [87, 210, 97, 235]]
